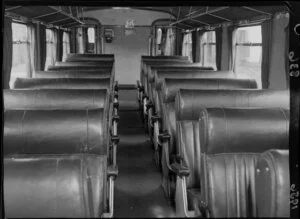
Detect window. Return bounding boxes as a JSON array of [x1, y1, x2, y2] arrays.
[[156, 27, 162, 55], [200, 31, 216, 69], [10, 22, 30, 87], [87, 27, 95, 53], [182, 32, 192, 61], [45, 29, 57, 70], [62, 31, 70, 61], [234, 25, 262, 88]]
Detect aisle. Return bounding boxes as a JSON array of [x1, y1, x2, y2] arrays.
[[114, 87, 176, 218]]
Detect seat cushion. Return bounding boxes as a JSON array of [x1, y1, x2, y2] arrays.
[[255, 149, 290, 217], [4, 154, 107, 218]]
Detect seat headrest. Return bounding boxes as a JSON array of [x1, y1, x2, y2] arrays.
[[160, 78, 257, 103], [4, 89, 109, 110], [199, 108, 289, 154], [4, 109, 108, 155], [255, 149, 290, 217], [35, 71, 111, 79], [55, 61, 114, 66], [47, 65, 111, 71], [148, 68, 215, 83], [12, 78, 111, 90], [4, 154, 107, 218], [176, 89, 289, 120]]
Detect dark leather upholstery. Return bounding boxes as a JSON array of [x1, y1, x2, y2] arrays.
[[55, 61, 114, 67], [198, 108, 289, 154], [160, 78, 257, 103], [47, 65, 112, 71], [4, 154, 107, 218], [35, 71, 112, 79], [66, 54, 115, 62], [195, 108, 289, 217], [4, 109, 108, 155], [255, 149, 290, 217], [12, 78, 111, 90], [176, 89, 290, 120], [4, 89, 110, 110]]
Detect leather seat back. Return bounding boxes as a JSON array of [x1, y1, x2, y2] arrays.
[[197, 108, 289, 217], [160, 78, 257, 103], [176, 89, 289, 120], [35, 71, 112, 79], [255, 149, 290, 217], [4, 154, 107, 218], [12, 78, 111, 90], [4, 89, 110, 110], [55, 61, 114, 67], [4, 109, 108, 155], [47, 65, 112, 72]]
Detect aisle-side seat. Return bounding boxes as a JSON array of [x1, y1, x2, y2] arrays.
[[47, 65, 112, 72], [152, 78, 257, 163], [4, 154, 117, 218], [145, 71, 237, 132], [3, 89, 119, 137], [12, 77, 112, 90], [66, 53, 115, 62], [55, 61, 114, 67], [159, 89, 288, 200], [173, 108, 289, 217], [255, 149, 290, 217], [35, 70, 112, 79], [4, 109, 109, 156]]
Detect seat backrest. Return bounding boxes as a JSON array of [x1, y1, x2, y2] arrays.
[[255, 149, 290, 217], [148, 67, 215, 83], [197, 108, 289, 217], [55, 61, 114, 67], [4, 154, 107, 218], [12, 78, 111, 90], [160, 78, 257, 103], [47, 65, 111, 71], [4, 109, 108, 155], [176, 89, 289, 120], [35, 71, 112, 79], [4, 89, 110, 110]]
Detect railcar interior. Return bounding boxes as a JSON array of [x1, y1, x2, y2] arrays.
[[2, 1, 294, 218]]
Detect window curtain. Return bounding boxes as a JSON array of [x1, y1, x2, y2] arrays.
[[62, 32, 71, 61], [182, 32, 192, 60], [215, 27, 223, 70], [76, 27, 84, 53], [35, 24, 46, 71], [192, 30, 198, 62], [70, 28, 76, 53], [52, 29, 58, 65], [3, 17, 13, 89], [82, 27, 89, 53], [220, 26, 230, 70], [27, 23, 36, 77], [164, 28, 176, 55], [56, 29, 64, 62], [261, 19, 273, 88], [228, 26, 238, 72], [198, 30, 206, 65]]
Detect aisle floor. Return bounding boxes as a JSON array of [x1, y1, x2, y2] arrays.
[[114, 88, 176, 218]]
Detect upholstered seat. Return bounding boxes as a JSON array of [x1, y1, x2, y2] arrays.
[[35, 70, 112, 79], [255, 149, 290, 217], [174, 108, 289, 217], [4, 154, 110, 218], [4, 109, 109, 155], [12, 77, 111, 90]]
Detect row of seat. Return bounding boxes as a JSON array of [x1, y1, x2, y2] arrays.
[[138, 55, 290, 217], [4, 53, 119, 218]]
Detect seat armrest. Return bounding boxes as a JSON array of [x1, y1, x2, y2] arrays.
[[158, 131, 171, 143], [107, 165, 119, 179], [111, 135, 120, 144], [171, 162, 190, 178], [112, 115, 120, 122]]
